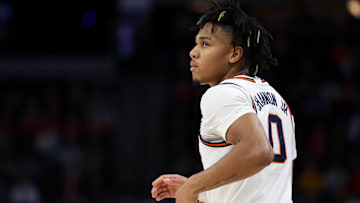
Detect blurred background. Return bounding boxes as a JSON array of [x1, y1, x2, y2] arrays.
[[0, 0, 359, 202]]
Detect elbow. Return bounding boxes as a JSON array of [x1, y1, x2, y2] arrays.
[[261, 147, 275, 167], [264, 147, 275, 166], [257, 146, 274, 167]]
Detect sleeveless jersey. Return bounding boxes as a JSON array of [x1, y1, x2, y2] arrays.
[[198, 75, 296, 203]]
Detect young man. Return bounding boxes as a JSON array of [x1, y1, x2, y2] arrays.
[[151, 0, 296, 202]]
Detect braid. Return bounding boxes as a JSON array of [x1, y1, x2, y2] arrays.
[[193, 0, 278, 76]]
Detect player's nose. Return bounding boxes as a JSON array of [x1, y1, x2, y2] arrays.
[[189, 46, 199, 59]]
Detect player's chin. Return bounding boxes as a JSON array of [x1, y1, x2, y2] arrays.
[[191, 75, 202, 86], [192, 80, 201, 86], [192, 72, 210, 85]]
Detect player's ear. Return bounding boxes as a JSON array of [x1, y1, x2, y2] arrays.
[[229, 46, 243, 64]]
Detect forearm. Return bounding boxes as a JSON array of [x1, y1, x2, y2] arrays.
[[185, 142, 273, 195]]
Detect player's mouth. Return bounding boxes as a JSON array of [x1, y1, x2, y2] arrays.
[[190, 61, 198, 72]]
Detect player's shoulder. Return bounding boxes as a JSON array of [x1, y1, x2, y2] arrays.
[[204, 81, 243, 98], [201, 81, 249, 107]]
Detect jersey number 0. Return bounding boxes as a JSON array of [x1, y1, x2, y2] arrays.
[[268, 114, 287, 163]]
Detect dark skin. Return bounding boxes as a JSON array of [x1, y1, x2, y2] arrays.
[[151, 23, 274, 203], [189, 23, 248, 86]]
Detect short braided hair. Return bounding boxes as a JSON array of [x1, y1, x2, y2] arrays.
[[193, 0, 278, 76]]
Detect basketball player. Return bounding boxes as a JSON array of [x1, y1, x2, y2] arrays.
[[151, 0, 296, 202]]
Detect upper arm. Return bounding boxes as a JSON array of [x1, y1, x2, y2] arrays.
[[226, 113, 269, 147], [226, 113, 274, 165]]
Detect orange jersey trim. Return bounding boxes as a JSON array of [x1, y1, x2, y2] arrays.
[[233, 76, 256, 82], [199, 136, 232, 147]]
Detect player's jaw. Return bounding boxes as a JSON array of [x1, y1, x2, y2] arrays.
[[189, 51, 230, 85], [190, 62, 215, 85]]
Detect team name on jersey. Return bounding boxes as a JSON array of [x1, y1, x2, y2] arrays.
[[253, 91, 278, 111]]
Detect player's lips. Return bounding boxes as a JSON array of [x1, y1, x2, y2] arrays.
[[190, 61, 198, 72]]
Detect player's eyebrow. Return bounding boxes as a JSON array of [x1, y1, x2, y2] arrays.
[[195, 36, 212, 43], [199, 36, 212, 40], [197, 36, 212, 41]]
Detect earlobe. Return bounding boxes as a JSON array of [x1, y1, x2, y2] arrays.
[[229, 46, 243, 64]]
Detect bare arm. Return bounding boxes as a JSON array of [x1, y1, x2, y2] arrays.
[[176, 113, 274, 202]]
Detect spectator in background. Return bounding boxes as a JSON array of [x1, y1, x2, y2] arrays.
[[8, 175, 42, 203]]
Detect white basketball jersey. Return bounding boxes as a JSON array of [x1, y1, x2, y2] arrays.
[[198, 75, 296, 203]]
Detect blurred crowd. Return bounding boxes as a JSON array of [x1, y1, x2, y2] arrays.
[[0, 1, 360, 203], [0, 80, 113, 203], [269, 3, 360, 203]]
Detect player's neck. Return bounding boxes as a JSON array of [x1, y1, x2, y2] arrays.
[[226, 66, 250, 79], [229, 69, 250, 78], [209, 68, 250, 87], [227, 61, 250, 78]]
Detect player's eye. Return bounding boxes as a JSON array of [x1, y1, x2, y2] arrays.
[[202, 42, 209, 47]]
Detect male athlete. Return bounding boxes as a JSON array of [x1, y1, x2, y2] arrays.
[[151, 0, 296, 202]]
